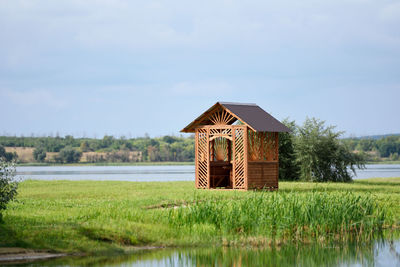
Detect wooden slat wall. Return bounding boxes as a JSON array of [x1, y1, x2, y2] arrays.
[[195, 128, 199, 188], [195, 128, 209, 189], [247, 162, 279, 189], [233, 126, 246, 189]]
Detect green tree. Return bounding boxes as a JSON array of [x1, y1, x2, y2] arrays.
[[163, 135, 178, 144], [295, 118, 365, 182], [0, 145, 18, 162], [80, 141, 90, 152], [376, 136, 400, 157], [278, 119, 300, 180], [33, 147, 47, 162], [390, 152, 399, 161], [356, 139, 375, 152], [0, 159, 18, 222], [57, 146, 82, 163]]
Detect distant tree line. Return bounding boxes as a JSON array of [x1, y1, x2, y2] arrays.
[[0, 135, 195, 163], [342, 135, 400, 161]]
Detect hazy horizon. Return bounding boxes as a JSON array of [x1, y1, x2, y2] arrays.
[[1, 1, 399, 138], [1, 129, 400, 140]]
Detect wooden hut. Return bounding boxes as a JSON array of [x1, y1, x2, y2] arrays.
[[181, 102, 290, 190]]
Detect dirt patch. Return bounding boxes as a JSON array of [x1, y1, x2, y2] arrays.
[[5, 147, 35, 163], [0, 247, 67, 264], [145, 202, 189, 209]]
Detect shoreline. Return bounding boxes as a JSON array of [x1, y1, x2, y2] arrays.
[[16, 161, 195, 167], [0, 246, 165, 265], [365, 160, 400, 165], [15, 161, 400, 167], [0, 247, 68, 264]]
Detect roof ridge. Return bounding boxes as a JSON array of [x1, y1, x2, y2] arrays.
[[181, 102, 290, 133], [219, 102, 257, 106]]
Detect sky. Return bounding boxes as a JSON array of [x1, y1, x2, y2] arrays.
[[1, 0, 399, 138]]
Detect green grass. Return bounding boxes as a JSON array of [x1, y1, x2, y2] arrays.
[[1, 178, 399, 254]]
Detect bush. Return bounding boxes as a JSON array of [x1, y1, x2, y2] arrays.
[[33, 147, 47, 162], [57, 146, 82, 163], [390, 152, 399, 161], [279, 119, 299, 181], [295, 118, 365, 182], [0, 145, 18, 162], [0, 159, 18, 222]]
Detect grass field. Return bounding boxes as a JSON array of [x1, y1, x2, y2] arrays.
[[1, 179, 399, 255]]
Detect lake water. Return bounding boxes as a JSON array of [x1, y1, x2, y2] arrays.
[[13, 238, 400, 266], [15, 164, 400, 181]]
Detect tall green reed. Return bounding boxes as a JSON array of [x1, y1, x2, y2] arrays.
[[168, 191, 386, 241]]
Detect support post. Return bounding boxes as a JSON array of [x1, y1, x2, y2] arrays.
[[207, 127, 210, 189], [244, 126, 248, 190], [195, 128, 199, 188]]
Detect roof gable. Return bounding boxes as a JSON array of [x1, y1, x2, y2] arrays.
[[181, 102, 290, 133]]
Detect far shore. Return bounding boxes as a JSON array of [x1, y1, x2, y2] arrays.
[[15, 160, 400, 167], [16, 161, 195, 167]]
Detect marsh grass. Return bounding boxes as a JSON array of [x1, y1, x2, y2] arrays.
[[0, 179, 399, 254], [169, 191, 386, 242]]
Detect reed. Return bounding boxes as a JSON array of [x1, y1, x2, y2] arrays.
[[168, 191, 386, 241]]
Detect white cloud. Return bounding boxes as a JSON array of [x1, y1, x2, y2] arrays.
[[2, 0, 399, 55], [379, 2, 400, 22]]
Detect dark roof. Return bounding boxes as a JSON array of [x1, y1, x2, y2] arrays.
[[181, 102, 290, 133]]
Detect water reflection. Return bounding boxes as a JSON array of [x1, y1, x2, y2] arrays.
[[13, 239, 400, 267]]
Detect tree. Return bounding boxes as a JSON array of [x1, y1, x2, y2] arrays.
[[278, 119, 300, 180], [57, 146, 82, 163], [390, 152, 399, 161], [295, 118, 365, 182], [80, 141, 90, 152], [163, 135, 178, 144], [33, 147, 47, 162], [0, 145, 18, 162], [0, 159, 18, 222]]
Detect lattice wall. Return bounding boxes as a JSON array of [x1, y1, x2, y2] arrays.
[[195, 125, 251, 190], [233, 126, 246, 189], [209, 126, 232, 139], [248, 131, 278, 161], [195, 128, 209, 188], [211, 137, 229, 161], [209, 108, 235, 125], [209, 126, 232, 162]]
